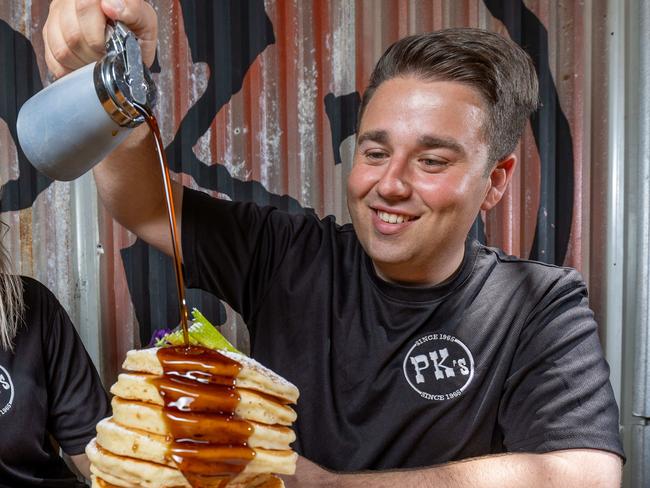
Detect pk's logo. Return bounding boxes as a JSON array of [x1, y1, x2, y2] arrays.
[[403, 334, 474, 401], [0, 365, 14, 416]]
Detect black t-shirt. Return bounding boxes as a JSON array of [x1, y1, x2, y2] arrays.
[[0, 277, 110, 487], [182, 187, 624, 471]]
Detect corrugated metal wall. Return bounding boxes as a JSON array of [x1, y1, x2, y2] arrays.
[[2, 0, 646, 483], [0, 0, 609, 380]]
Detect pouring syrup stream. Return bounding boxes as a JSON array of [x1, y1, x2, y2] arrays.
[[130, 106, 256, 486], [134, 102, 190, 345]]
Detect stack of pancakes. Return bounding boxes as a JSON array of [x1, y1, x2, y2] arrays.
[[86, 346, 299, 487]]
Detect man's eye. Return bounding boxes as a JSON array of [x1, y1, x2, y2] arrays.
[[420, 158, 444, 166], [366, 151, 388, 161]]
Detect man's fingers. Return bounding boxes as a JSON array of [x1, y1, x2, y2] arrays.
[[41, 23, 63, 79], [43, 0, 157, 78], [43, 13, 88, 79], [43, 0, 105, 77], [101, 0, 157, 67], [74, 0, 109, 62]]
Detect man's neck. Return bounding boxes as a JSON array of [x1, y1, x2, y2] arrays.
[[372, 243, 466, 287]]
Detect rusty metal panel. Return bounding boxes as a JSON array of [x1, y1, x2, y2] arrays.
[[0, 0, 614, 387], [0, 1, 80, 330]]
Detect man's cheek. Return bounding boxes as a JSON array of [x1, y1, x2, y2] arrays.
[[349, 168, 381, 197]]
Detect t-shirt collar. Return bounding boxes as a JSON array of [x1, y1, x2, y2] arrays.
[[363, 237, 479, 303]]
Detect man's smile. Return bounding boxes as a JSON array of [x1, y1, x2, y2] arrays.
[[376, 210, 417, 224], [371, 207, 419, 235]]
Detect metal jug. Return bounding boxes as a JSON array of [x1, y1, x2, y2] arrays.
[[16, 21, 156, 181]]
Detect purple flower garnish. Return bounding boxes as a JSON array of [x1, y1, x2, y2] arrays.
[[148, 328, 173, 347]]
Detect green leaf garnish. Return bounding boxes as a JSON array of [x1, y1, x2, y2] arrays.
[[156, 308, 240, 354]]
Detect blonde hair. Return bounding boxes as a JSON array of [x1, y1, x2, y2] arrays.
[[0, 225, 23, 351]]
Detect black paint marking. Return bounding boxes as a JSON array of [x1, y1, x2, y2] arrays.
[[121, 0, 312, 341], [121, 238, 226, 346], [483, 0, 574, 265], [0, 19, 52, 211], [324, 92, 361, 165]]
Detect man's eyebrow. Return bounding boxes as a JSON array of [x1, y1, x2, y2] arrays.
[[357, 131, 466, 157], [417, 135, 466, 157], [357, 130, 389, 145]]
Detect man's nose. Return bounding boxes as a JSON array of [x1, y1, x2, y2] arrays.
[[376, 157, 412, 200]]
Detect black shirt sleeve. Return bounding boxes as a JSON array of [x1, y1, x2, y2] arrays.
[[498, 269, 624, 458], [182, 187, 308, 321], [38, 282, 110, 455]]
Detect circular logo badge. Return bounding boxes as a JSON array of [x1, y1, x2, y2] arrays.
[[403, 333, 474, 401], [0, 366, 14, 416]]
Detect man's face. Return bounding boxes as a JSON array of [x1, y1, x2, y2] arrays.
[[347, 76, 495, 285]]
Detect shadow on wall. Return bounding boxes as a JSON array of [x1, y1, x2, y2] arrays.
[[0, 19, 51, 212]]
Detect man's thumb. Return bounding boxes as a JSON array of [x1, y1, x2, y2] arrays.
[[100, 0, 125, 19], [99, 0, 158, 67]]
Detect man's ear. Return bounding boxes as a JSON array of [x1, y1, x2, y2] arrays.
[[481, 154, 517, 211]]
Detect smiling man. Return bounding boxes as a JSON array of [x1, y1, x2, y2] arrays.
[[348, 77, 500, 286], [43, 1, 623, 486]]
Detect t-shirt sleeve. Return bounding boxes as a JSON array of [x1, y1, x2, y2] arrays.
[[41, 288, 110, 455], [181, 187, 306, 321], [498, 269, 624, 459]]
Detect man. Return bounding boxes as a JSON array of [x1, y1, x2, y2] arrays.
[[44, 0, 623, 486]]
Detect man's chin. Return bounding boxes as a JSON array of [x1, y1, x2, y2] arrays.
[[368, 254, 418, 279]]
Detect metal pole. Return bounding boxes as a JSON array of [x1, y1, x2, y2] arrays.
[[622, 0, 650, 485], [606, 0, 626, 410], [70, 172, 103, 375]]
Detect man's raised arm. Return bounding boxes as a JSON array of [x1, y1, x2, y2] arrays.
[[44, 0, 179, 257]]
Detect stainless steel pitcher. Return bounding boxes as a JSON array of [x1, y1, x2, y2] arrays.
[[17, 21, 157, 181]]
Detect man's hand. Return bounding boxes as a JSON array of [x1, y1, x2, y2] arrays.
[[42, 0, 177, 256], [44, 0, 157, 79], [70, 453, 91, 480], [282, 450, 622, 488]]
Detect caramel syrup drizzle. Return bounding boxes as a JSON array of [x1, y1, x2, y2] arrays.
[[155, 346, 256, 487], [132, 106, 255, 485], [134, 103, 190, 345]]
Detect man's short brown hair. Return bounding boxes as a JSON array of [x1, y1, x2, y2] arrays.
[[359, 28, 539, 165]]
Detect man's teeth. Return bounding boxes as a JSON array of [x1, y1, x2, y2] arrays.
[[377, 211, 412, 224]]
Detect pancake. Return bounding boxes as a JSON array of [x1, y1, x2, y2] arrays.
[[90, 472, 285, 488], [111, 397, 296, 450], [88, 439, 287, 488], [122, 347, 299, 404], [87, 438, 189, 487], [95, 417, 297, 474], [89, 344, 298, 487], [110, 373, 297, 426]]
